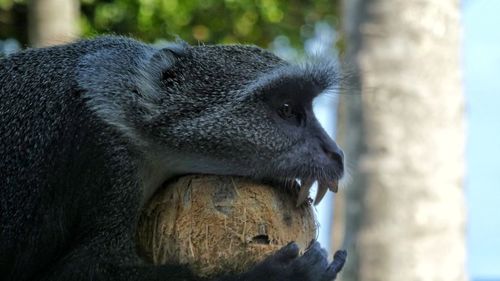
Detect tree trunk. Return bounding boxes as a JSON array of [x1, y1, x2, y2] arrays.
[[337, 0, 467, 281], [28, 0, 80, 47]]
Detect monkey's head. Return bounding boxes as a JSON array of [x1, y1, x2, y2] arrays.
[[79, 37, 344, 205]]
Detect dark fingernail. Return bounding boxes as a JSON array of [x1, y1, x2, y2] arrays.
[[334, 250, 347, 260]]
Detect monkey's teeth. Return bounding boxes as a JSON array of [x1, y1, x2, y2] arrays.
[[296, 178, 314, 207], [329, 180, 339, 193], [294, 178, 301, 190], [314, 181, 328, 205]]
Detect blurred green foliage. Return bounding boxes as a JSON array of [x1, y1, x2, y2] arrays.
[[0, 0, 339, 48], [0, 0, 28, 44]]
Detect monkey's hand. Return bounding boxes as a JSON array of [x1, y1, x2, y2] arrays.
[[227, 241, 346, 281]]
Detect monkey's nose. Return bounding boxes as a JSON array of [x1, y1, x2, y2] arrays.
[[321, 143, 344, 174]]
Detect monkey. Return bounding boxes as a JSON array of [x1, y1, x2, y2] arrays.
[[0, 36, 346, 281]]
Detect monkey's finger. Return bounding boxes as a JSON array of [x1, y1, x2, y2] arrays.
[[330, 250, 347, 271], [298, 240, 329, 269], [303, 240, 326, 259], [322, 250, 347, 281], [269, 242, 300, 264]]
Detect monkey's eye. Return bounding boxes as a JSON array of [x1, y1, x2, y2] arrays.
[[278, 103, 296, 119]]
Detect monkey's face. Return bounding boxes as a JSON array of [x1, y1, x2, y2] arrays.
[[146, 44, 344, 206]]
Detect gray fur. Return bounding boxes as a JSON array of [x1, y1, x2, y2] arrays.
[[0, 36, 345, 281]]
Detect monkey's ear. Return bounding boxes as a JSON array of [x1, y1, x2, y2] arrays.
[[145, 42, 191, 85], [76, 41, 189, 145], [157, 40, 190, 58], [148, 40, 190, 71]]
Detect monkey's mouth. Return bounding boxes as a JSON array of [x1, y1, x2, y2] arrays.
[[294, 178, 339, 207]]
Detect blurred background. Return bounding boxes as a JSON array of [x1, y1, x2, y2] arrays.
[[1, 0, 498, 281]]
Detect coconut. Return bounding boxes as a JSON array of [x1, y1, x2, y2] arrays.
[[137, 175, 317, 278]]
